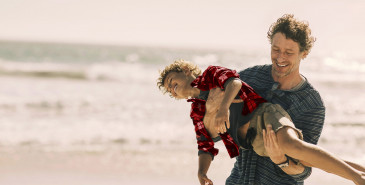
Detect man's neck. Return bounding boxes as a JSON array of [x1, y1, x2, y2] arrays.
[[273, 73, 303, 90]]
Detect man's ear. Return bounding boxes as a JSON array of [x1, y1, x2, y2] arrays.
[[301, 51, 309, 60]]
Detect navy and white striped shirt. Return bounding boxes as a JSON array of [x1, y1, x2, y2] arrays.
[[226, 64, 325, 185]]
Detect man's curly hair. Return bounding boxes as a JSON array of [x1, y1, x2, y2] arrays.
[[157, 59, 201, 94], [267, 14, 316, 53]]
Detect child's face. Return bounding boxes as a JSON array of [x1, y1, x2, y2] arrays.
[[163, 71, 193, 99]]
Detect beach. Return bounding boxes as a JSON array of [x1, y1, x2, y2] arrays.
[[0, 137, 360, 185], [0, 41, 364, 185], [0, 145, 358, 185]]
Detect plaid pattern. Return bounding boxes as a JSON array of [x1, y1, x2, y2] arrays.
[[187, 98, 228, 157], [191, 65, 240, 90], [188, 66, 266, 158], [238, 81, 267, 115], [191, 66, 267, 116]]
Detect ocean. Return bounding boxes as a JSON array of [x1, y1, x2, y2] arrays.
[[0, 40, 364, 184]]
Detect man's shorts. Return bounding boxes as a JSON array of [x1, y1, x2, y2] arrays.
[[248, 103, 304, 157]]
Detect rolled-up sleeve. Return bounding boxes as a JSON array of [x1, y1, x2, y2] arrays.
[[197, 134, 222, 160]]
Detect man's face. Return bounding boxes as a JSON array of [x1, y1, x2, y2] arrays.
[[270, 32, 307, 79]]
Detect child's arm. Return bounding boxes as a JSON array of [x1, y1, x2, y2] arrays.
[[198, 153, 213, 185], [214, 78, 242, 134], [344, 160, 365, 172]]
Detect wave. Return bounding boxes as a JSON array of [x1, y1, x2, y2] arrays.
[[0, 69, 87, 79], [1, 40, 365, 83], [0, 60, 159, 81], [330, 122, 365, 127]]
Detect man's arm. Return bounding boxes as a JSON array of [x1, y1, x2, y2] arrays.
[[198, 153, 213, 185], [263, 104, 326, 181], [263, 124, 306, 174], [207, 88, 308, 176]]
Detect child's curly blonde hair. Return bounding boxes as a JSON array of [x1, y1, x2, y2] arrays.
[[157, 59, 201, 94]]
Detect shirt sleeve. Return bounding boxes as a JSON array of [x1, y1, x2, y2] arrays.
[[293, 106, 326, 144], [196, 133, 213, 159], [191, 66, 240, 91], [223, 77, 239, 89], [197, 134, 221, 160], [274, 164, 312, 182], [288, 104, 325, 180]]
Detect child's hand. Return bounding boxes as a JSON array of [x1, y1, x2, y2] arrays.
[[214, 109, 230, 134], [198, 173, 213, 185]]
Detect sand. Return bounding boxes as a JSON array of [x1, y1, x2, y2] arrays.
[[0, 143, 358, 185]]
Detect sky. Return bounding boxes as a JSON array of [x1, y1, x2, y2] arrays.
[[1, 0, 365, 57]]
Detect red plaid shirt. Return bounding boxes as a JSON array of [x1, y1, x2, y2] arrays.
[[187, 66, 267, 158]]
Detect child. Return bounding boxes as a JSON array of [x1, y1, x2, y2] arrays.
[[157, 59, 365, 185]]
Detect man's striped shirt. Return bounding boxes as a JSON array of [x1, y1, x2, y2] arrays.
[[226, 64, 325, 185]]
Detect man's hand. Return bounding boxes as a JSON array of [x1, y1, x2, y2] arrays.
[[263, 124, 307, 175], [198, 172, 213, 185], [263, 124, 287, 164]]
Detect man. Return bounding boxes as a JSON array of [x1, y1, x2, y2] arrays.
[[209, 14, 325, 184]]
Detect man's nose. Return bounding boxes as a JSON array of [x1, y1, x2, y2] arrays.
[[277, 53, 286, 62]]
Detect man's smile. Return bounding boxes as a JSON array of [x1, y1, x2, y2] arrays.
[[276, 62, 288, 67]]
